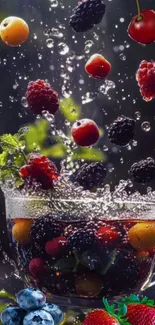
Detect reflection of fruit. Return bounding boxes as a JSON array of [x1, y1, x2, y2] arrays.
[[69, 0, 106, 33], [0, 16, 29, 46], [17, 288, 46, 310], [129, 157, 155, 183], [29, 257, 46, 278], [74, 162, 107, 190], [85, 54, 111, 80], [25, 79, 59, 115], [1, 306, 26, 325], [128, 222, 155, 250], [97, 226, 119, 245], [83, 309, 118, 325], [136, 250, 150, 262], [108, 116, 135, 146], [42, 304, 64, 325], [20, 154, 58, 190], [12, 219, 33, 244], [31, 216, 63, 245], [128, 10, 155, 45], [75, 272, 102, 297], [71, 119, 99, 147], [23, 310, 54, 325], [45, 237, 67, 257], [136, 60, 155, 102]]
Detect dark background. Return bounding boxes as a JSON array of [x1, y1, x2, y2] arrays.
[[0, 0, 155, 295]]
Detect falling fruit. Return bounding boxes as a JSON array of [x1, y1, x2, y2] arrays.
[[85, 54, 111, 80], [0, 16, 29, 46], [71, 118, 100, 147], [128, 9, 155, 45]]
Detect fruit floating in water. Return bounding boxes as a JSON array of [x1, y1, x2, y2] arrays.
[[128, 9, 155, 45], [71, 119, 100, 147], [75, 272, 103, 297], [136, 60, 155, 102], [0, 16, 29, 46], [85, 54, 111, 80], [128, 222, 155, 250], [12, 219, 33, 244]]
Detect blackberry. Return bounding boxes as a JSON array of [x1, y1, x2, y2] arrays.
[[68, 229, 97, 253], [69, 0, 106, 33], [129, 157, 155, 183], [31, 216, 63, 245], [74, 162, 107, 190], [108, 116, 135, 146]]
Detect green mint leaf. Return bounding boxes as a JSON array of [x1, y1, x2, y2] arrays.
[[14, 153, 25, 167], [53, 256, 76, 273], [0, 166, 19, 183], [0, 289, 16, 301], [0, 134, 24, 153], [15, 178, 24, 188], [59, 97, 81, 123], [0, 152, 8, 166], [24, 119, 49, 152], [99, 249, 117, 275]]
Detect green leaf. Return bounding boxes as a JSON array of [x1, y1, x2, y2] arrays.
[[53, 256, 76, 273], [117, 305, 127, 318], [0, 303, 8, 313], [99, 249, 117, 275], [0, 166, 19, 183], [0, 290, 16, 301], [13, 153, 25, 167], [15, 178, 24, 188], [41, 144, 67, 159], [0, 152, 8, 166], [24, 119, 49, 152], [77, 250, 100, 271], [72, 147, 106, 162], [59, 97, 80, 122], [0, 134, 24, 153]]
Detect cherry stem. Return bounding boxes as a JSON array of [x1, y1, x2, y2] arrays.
[[135, 0, 142, 20]]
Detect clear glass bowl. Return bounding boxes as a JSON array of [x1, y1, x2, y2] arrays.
[[5, 195, 155, 308]]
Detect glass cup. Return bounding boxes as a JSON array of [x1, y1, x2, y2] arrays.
[[5, 195, 155, 309]]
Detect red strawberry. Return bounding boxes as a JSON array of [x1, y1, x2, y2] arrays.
[[83, 299, 128, 325], [20, 153, 58, 190], [121, 294, 155, 325], [45, 236, 67, 257], [71, 119, 100, 147], [85, 54, 111, 80], [25, 79, 59, 115], [97, 226, 120, 245]]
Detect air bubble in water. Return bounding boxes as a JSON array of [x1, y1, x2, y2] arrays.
[[135, 111, 141, 120], [50, 28, 63, 38], [93, 32, 99, 40], [119, 53, 126, 61], [141, 121, 151, 132], [49, 0, 58, 7], [46, 38, 54, 48], [82, 92, 97, 104], [21, 97, 28, 108], [103, 145, 108, 151], [58, 43, 69, 55], [84, 40, 94, 53], [62, 84, 72, 98], [99, 80, 116, 95]]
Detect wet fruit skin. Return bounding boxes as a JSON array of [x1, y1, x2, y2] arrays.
[[12, 219, 33, 244], [97, 226, 119, 245], [82, 309, 118, 325], [71, 119, 100, 146], [29, 257, 46, 278], [85, 54, 111, 80], [128, 222, 155, 250], [45, 236, 67, 257], [0, 16, 29, 46], [75, 272, 103, 297], [128, 10, 155, 45]]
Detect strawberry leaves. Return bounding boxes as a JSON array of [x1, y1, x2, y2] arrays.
[[102, 298, 132, 325], [121, 294, 155, 307]]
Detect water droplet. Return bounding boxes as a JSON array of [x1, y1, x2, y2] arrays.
[[135, 111, 141, 120], [50, 28, 63, 38], [99, 80, 116, 95], [103, 145, 108, 151], [119, 53, 126, 61], [62, 84, 72, 98], [84, 40, 94, 53], [141, 121, 151, 132], [21, 96, 28, 108], [46, 38, 54, 48], [81, 92, 97, 104], [58, 43, 69, 55], [120, 157, 124, 164], [38, 53, 42, 60], [120, 17, 125, 23], [33, 33, 37, 40], [49, 0, 58, 7]]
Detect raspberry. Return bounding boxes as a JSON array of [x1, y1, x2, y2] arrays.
[[74, 162, 107, 190], [129, 157, 155, 183], [31, 216, 63, 246], [108, 116, 135, 146], [20, 154, 58, 190], [29, 257, 46, 279], [25, 79, 59, 115], [68, 229, 97, 253], [69, 0, 106, 33], [136, 60, 155, 101], [45, 236, 67, 258]]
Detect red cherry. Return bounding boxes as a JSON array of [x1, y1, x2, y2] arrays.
[[97, 226, 119, 244], [71, 119, 100, 147], [128, 9, 155, 45], [45, 236, 67, 257], [29, 257, 46, 278], [85, 54, 111, 80]]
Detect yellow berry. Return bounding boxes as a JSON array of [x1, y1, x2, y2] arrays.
[[128, 222, 155, 250], [0, 16, 29, 47], [75, 272, 103, 298], [12, 219, 33, 244]]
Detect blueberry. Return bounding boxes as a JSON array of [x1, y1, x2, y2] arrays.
[[23, 310, 54, 325], [42, 304, 64, 325], [16, 288, 46, 311], [1, 306, 26, 325]]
